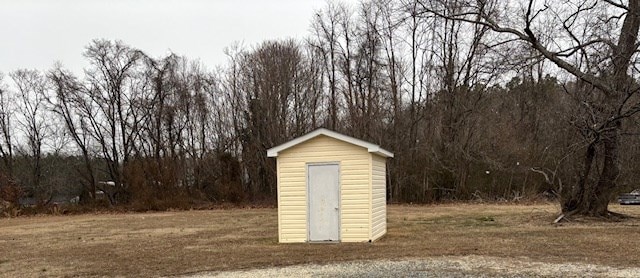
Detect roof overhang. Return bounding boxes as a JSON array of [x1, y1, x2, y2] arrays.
[[267, 128, 394, 158]]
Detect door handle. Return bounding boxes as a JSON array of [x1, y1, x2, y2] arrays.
[[334, 207, 339, 210]]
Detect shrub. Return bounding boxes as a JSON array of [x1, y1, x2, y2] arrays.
[[0, 174, 23, 217]]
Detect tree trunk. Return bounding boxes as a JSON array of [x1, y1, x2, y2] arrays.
[[593, 124, 621, 210], [562, 124, 620, 217], [559, 0, 640, 219]]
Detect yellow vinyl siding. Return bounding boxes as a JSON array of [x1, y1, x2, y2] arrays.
[[277, 135, 371, 242], [371, 154, 387, 240], [277, 155, 282, 242]]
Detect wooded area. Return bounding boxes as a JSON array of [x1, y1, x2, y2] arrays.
[[2, 0, 640, 217]]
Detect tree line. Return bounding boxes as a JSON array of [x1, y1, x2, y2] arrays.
[[1, 0, 640, 218]]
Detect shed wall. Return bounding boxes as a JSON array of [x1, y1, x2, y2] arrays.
[[371, 154, 387, 240], [277, 135, 371, 242]]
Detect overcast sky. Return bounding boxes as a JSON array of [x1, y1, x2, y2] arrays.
[[0, 0, 356, 75]]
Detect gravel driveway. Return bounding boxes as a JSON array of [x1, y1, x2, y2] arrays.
[[185, 256, 640, 278]]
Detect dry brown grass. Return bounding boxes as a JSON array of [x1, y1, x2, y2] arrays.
[[1, 203, 640, 277]]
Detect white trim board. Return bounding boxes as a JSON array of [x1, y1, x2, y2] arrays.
[[266, 128, 394, 158]]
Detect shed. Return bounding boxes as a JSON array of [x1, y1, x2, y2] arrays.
[[267, 128, 393, 243]]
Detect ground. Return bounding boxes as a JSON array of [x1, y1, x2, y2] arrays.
[[1, 203, 639, 277]]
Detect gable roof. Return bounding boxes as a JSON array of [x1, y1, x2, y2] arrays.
[[266, 128, 394, 158]]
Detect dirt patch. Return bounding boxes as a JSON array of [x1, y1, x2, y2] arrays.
[[1, 204, 639, 277]]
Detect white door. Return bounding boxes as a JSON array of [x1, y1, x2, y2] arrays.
[[308, 164, 340, 242]]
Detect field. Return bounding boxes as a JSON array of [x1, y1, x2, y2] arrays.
[[1, 203, 640, 277]]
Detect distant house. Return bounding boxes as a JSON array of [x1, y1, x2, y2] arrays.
[[98, 181, 116, 188], [96, 181, 117, 200], [267, 128, 393, 243]]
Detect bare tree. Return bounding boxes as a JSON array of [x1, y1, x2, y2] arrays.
[[312, 1, 344, 129], [83, 39, 144, 204], [49, 65, 98, 203], [421, 0, 640, 218], [239, 40, 302, 197], [10, 0, 640, 211], [10, 69, 51, 202], [0, 73, 14, 178]]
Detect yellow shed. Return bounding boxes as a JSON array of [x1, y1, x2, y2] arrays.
[[267, 128, 393, 243]]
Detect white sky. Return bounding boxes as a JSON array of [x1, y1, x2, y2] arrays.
[[0, 0, 357, 74]]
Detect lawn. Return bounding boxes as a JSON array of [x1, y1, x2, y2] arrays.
[[1, 203, 639, 277]]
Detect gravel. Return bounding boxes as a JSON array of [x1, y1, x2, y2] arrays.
[[184, 256, 640, 278]]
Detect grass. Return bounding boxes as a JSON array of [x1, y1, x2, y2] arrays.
[[1, 203, 640, 277]]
